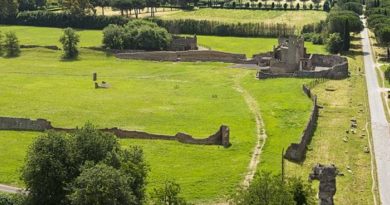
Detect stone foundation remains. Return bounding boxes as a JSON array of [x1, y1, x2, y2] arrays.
[[284, 84, 319, 162], [309, 164, 338, 205], [169, 35, 198, 51], [0, 117, 230, 147], [115, 50, 255, 64]]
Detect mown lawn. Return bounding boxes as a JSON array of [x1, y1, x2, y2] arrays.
[[0, 48, 313, 203], [0, 25, 327, 58], [0, 25, 326, 203], [160, 8, 327, 28]]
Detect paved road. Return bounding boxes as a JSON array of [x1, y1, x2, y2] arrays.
[[361, 19, 390, 205], [0, 184, 23, 194]]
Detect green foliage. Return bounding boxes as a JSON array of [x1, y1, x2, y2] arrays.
[[327, 10, 363, 33], [18, 0, 37, 11], [0, 11, 129, 29], [21, 123, 148, 205], [59, 27, 80, 59], [4, 31, 20, 57], [342, 19, 351, 51], [234, 172, 295, 205], [384, 66, 390, 83], [0, 31, 4, 56], [151, 180, 189, 205], [0, 0, 18, 18], [342, 2, 363, 14], [68, 163, 137, 205], [0, 192, 27, 205], [233, 172, 315, 205], [22, 131, 73, 205], [103, 20, 172, 50], [326, 32, 343, 53], [60, 0, 94, 15]]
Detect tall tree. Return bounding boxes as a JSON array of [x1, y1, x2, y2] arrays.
[[342, 19, 351, 51], [90, 0, 111, 15]]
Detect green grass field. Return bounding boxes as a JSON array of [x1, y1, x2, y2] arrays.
[[0, 25, 324, 203], [160, 8, 327, 28]]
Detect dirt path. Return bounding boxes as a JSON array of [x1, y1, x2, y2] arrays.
[[233, 73, 267, 187], [0, 184, 24, 194]]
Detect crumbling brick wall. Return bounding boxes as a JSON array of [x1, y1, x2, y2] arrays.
[[115, 50, 255, 64], [284, 85, 319, 162], [0, 117, 230, 147]]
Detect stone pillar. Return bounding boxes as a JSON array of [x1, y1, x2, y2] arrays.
[[93, 72, 97, 81], [309, 164, 338, 205], [220, 125, 230, 148]]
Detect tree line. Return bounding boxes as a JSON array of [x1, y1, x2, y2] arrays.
[[366, 0, 390, 47], [300, 0, 363, 53]]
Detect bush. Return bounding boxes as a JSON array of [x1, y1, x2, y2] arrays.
[[4, 32, 20, 57], [103, 20, 172, 51], [59, 28, 80, 59], [0, 193, 26, 205], [385, 66, 390, 83], [151, 180, 189, 205], [0, 31, 4, 56], [311, 33, 324, 44], [326, 32, 343, 54]]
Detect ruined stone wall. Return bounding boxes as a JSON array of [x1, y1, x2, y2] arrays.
[[0, 117, 53, 131], [116, 50, 255, 64], [0, 117, 230, 147], [169, 36, 197, 51], [284, 84, 319, 162]]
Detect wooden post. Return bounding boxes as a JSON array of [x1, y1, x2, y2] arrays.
[[93, 72, 97, 81], [282, 148, 285, 182]]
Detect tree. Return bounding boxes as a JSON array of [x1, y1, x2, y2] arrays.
[[0, 32, 4, 56], [22, 131, 73, 205], [151, 180, 189, 205], [312, 0, 321, 9], [0, 0, 18, 18], [59, 27, 80, 59], [133, 0, 146, 18], [18, 0, 37, 11], [326, 32, 343, 54], [323, 0, 330, 11], [342, 19, 351, 51], [287, 177, 315, 205], [111, 0, 133, 16], [60, 0, 94, 15], [68, 163, 136, 205], [234, 172, 295, 205], [21, 123, 149, 205], [90, 0, 111, 15], [327, 10, 363, 33], [4, 32, 20, 57]]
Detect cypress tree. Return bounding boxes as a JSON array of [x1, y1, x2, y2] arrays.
[[343, 19, 351, 51]]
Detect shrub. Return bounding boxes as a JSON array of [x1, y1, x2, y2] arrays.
[[151, 180, 189, 205], [311, 33, 324, 44], [103, 20, 172, 51], [0, 193, 26, 205], [102, 24, 125, 49], [59, 28, 80, 59], [4, 32, 20, 57], [385, 66, 390, 83], [326, 33, 343, 54]]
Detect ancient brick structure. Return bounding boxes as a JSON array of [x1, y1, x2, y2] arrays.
[[255, 36, 349, 79], [116, 50, 255, 64], [284, 84, 319, 162], [309, 164, 338, 205], [169, 35, 198, 51], [0, 116, 230, 147]]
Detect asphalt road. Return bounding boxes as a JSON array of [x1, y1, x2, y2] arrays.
[[361, 19, 390, 205]]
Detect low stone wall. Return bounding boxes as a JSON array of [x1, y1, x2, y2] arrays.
[[284, 84, 319, 162], [0, 117, 53, 131], [0, 117, 230, 147], [116, 50, 255, 64]]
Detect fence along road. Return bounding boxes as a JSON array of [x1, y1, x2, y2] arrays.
[[361, 18, 390, 205]]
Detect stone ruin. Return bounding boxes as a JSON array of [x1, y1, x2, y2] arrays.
[[255, 36, 349, 79], [169, 35, 198, 51], [309, 164, 338, 205]]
